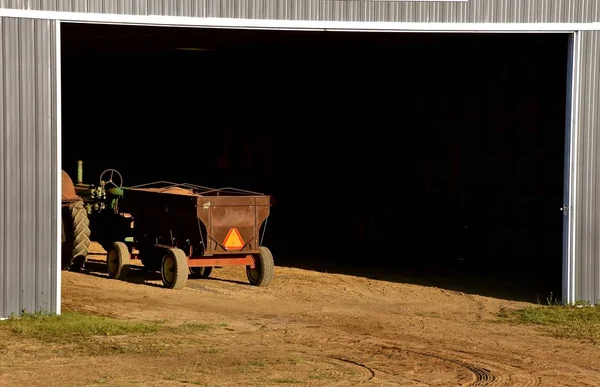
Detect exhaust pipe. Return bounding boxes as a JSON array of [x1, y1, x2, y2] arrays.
[[77, 160, 83, 184]]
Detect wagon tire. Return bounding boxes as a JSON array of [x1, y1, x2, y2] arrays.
[[247, 246, 274, 287], [107, 242, 130, 280], [161, 248, 189, 289], [189, 266, 213, 279]]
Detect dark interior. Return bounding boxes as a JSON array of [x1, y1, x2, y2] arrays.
[[61, 23, 570, 303]]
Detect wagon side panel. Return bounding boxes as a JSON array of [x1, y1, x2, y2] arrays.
[[197, 196, 270, 255], [121, 189, 201, 252]]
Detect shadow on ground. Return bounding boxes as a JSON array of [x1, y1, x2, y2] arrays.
[[270, 250, 561, 305], [79, 255, 252, 288], [78, 256, 165, 288], [81, 249, 559, 305]]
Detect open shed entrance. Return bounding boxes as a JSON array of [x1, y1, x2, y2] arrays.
[[61, 22, 570, 302]]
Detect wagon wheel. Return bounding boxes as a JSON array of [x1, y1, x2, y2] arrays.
[[107, 241, 130, 280], [99, 168, 123, 189], [189, 266, 213, 279], [247, 246, 275, 287], [161, 248, 189, 289]]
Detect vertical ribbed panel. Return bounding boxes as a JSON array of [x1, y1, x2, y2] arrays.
[[1, 0, 600, 22], [0, 17, 57, 318], [572, 31, 600, 304], [0, 17, 4, 318], [0, 6, 599, 306]]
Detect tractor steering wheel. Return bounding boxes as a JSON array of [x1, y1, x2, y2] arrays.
[[99, 168, 123, 189]]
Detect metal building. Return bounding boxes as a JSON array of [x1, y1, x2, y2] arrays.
[[1, 0, 600, 318]]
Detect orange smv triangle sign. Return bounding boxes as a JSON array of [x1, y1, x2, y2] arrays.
[[223, 227, 244, 251]]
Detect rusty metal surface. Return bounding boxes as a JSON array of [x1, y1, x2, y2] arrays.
[[197, 195, 270, 256], [188, 255, 254, 268], [61, 170, 80, 202], [129, 186, 198, 197], [128, 181, 266, 196], [118, 182, 270, 260]]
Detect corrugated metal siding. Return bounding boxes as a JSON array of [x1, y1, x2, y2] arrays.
[[0, 4, 599, 306], [573, 30, 600, 303], [0, 17, 57, 319], [0, 0, 599, 23]]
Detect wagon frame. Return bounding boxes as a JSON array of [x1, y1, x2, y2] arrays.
[[104, 181, 274, 290]]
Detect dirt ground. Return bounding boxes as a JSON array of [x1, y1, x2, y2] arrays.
[[1, 244, 600, 387]]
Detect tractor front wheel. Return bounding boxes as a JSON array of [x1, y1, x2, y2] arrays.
[[107, 242, 131, 280]]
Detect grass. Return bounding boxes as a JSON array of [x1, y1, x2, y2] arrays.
[[2, 311, 162, 342], [232, 359, 268, 374], [499, 301, 600, 343], [0, 310, 227, 352], [272, 378, 301, 384], [175, 322, 213, 332]]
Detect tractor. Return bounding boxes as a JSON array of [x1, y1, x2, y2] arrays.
[[61, 161, 131, 270]]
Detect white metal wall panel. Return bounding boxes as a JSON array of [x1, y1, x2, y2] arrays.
[[0, 2, 599, 305], [0, 17, 57, 318], [1, 0, 600, 22], [571, 30, 600, 304]]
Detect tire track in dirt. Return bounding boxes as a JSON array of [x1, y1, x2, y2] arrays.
[[183, 280, 539, 387], [330, 356, 375, 381], [408, 350, 495, 386], [442, 349, 542, 387], [294, 339, 493, 386], [367, 345, 495, 386], [380, 344, 541, 387], [283, 324, 494, 386], [309, 313, 540, 387], [309, 327, 540, 387], [291, 351, 375, 385]]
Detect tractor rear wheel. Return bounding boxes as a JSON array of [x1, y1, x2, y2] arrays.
[[61, 200, 91, 271]]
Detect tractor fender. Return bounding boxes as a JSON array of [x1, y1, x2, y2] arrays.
[[62, 170, 80, 201]]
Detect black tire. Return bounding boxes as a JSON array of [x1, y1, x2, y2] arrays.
[[189, 266, 213, 279], [61, 200, 91, 270], [161, 248, 189, 289], [70, 201, 91, 259], [61, 217, 66, 243], [107, 241, 131, 280], [247, 246, 275, 287]]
